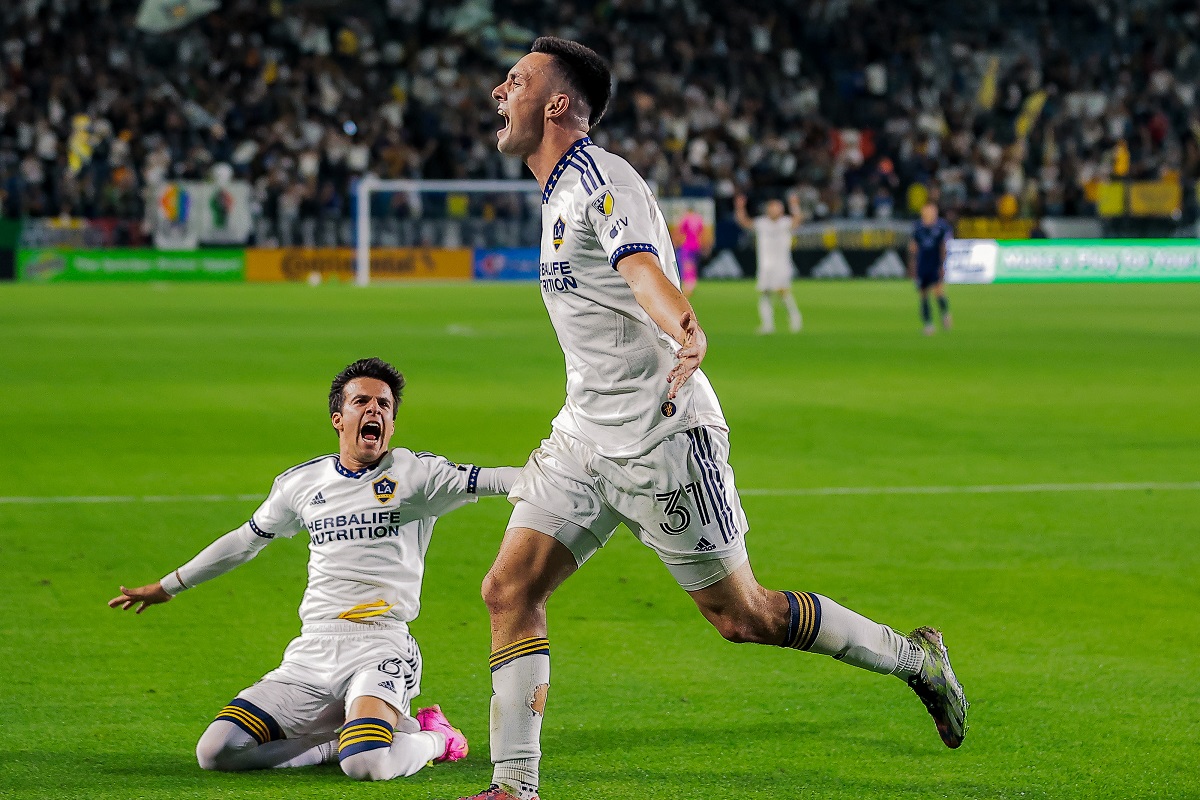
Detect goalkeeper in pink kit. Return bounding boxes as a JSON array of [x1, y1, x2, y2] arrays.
[[673, 208, 707, 297]]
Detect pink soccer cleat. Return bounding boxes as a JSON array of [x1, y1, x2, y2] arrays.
[[456, 787, 536, 800], [415, 704, 469, 763]]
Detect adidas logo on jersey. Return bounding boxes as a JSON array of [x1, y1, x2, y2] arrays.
[[309, 492, 326, 506], [377, 680, 395, 692], [694, 537, 716, 552]]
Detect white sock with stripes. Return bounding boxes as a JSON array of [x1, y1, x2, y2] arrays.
[[809, 594, 923, 677], [490, 641, 549, 800]]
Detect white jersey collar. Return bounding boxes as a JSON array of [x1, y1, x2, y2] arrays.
[[541, 136, 592, 204]]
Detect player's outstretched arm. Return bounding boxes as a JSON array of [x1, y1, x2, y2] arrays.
[[108, 582, 172, 614], [733, 194, 754, 231], [476, 466, 523, 497], [107, 526, 270, 615], [788, 193, 805, 230], [616, 251, 707, 399]]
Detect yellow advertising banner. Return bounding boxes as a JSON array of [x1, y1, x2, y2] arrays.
[[1127, 181, 1182, 217], [245, 247, 472, 282], [955, 217, 1035, 240], [1096, 182, 1126, 217]]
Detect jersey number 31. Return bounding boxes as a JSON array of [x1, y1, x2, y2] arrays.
[[655, 481, 712, 535]]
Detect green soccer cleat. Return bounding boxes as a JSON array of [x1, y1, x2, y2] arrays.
[[906, 626, 969, 748]]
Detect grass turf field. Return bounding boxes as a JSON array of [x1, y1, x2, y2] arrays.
[[0, 279, 1197, 800]]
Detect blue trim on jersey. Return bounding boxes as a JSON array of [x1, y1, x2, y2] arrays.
[[467, 465, 481, 494], [566, 153, 605, 195], [542, 136, 593, 203], [334, 458, 370, 478], [415, 451, 436, 459], [247, 518, 275, 540], [578, 149, 607, 187], [610, 242, 660, 269], [567, 158, 594, 193]]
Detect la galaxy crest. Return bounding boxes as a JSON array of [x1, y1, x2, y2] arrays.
[[591, 191, 614, 219], [373, 475, 397, 504], [552, 216, 565, 250]]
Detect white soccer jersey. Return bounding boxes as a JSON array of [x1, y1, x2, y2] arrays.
[[752, 216, 796, 289], [538, 136, 727, 459], [244, 449, 488, 627]]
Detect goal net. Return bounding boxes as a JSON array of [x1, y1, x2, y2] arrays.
[[353, 178, 542, 286]]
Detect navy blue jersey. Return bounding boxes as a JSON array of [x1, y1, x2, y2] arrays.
[[912, 219, 953, 274]]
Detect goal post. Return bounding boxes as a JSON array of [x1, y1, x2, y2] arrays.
[[354, 177, 542, 286]]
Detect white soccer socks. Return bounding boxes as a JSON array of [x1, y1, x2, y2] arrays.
[[489, 637, 550, 800], [337, 716, 444, 781], [757, 293, 775, 333], [781, 592, 924, 678], [784, 294, 803, 332], [196, 720, 337, 770]]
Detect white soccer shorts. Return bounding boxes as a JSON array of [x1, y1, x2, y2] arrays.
[[508, 426, 749, 591], [222, 621, 423, 741]]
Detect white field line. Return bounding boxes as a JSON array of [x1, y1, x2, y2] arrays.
[[0, 493, 262, 505], [1, 482, 1198, 505], [740, 481, 1200, 497]]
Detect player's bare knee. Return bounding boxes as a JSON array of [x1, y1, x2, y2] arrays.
[[481, 569, 538, 617]]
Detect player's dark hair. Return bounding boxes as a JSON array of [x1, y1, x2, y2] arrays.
[[329, 358, 405, 419], [531, 36, 611, 127]]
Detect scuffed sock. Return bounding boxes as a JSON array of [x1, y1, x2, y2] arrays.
[[489, 637, 550, 798]]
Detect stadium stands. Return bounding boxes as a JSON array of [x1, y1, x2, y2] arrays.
[[2, 0, 1198, 241]]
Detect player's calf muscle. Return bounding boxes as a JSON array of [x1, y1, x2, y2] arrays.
[[697, 590, 788, 644]]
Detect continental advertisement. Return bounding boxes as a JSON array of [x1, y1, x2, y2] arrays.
[[246, 248, 472, 282], [946, 239, 1200, 283], [16, 248, 245, 282]]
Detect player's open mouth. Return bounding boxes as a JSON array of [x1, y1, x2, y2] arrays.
[[361, 421, 382, 443], [497, 108, 509, 136]]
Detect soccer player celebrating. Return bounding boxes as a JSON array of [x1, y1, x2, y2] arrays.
[[734, 192, 804, 334], [109, 358, 520, 782], [466, 38, 968, 800], [909, 200, 954, 335]]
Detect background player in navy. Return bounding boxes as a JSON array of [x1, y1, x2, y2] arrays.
[[908, 201, 953, 335]]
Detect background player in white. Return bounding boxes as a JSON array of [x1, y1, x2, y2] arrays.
[[734, 192, 805, 334], [459, 38, 968, 800], [109, 358, 520, 782]]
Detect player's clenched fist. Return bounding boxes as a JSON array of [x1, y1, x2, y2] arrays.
[[108, 582, 173, 614]]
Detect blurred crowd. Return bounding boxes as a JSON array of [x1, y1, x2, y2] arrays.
[[2, 0, 1199, 233]]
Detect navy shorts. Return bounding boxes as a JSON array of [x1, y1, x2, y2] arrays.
[[916, 268, 942, 290]]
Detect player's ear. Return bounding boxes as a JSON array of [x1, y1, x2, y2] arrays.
[[331, 412, 343, 434], [545, 92, 569, 120]]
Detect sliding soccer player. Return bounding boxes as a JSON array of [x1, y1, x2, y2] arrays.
[[110, 357, 520, 782], [462, 38, 969, 800]]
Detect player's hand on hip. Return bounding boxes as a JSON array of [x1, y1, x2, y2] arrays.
[[667, 311, 707, 399], [108, 582, 172, 614]]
